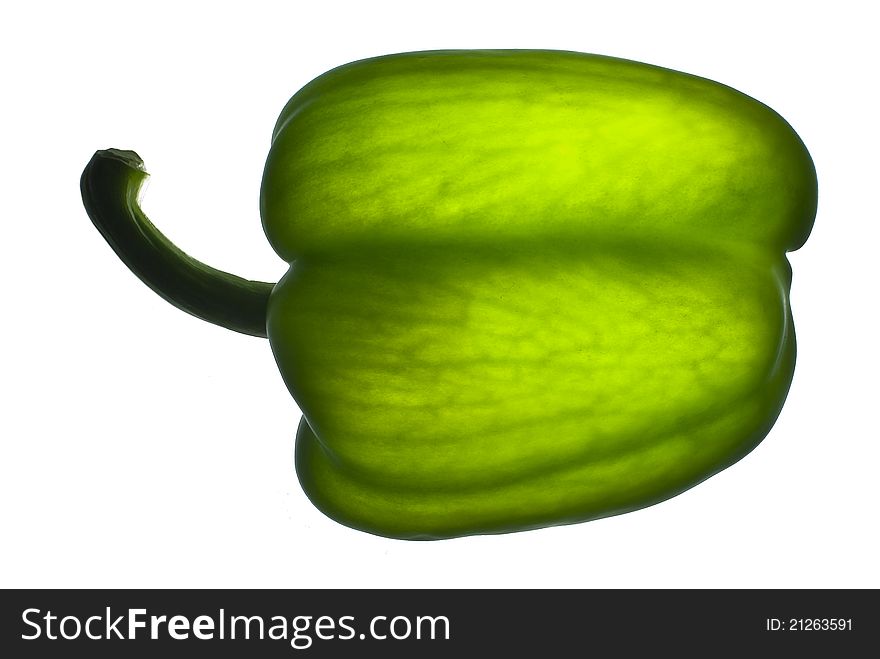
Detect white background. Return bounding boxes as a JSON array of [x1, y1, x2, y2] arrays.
[[1, 0, 877, 588]]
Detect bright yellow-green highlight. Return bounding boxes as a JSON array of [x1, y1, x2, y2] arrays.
[[261, 50, 816, 539]]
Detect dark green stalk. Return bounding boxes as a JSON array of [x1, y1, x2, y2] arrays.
[[81, 149, 274, 338]]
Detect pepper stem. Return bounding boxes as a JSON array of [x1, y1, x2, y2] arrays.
[[81, 149, 274, 338]]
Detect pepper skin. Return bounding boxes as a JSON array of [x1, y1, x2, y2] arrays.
[[81, 50, 817, 539]]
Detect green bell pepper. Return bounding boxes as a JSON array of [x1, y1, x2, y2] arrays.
[[81, 50, 817, 539]]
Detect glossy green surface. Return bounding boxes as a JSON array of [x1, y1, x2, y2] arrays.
[[263, 51, 816, 538]]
